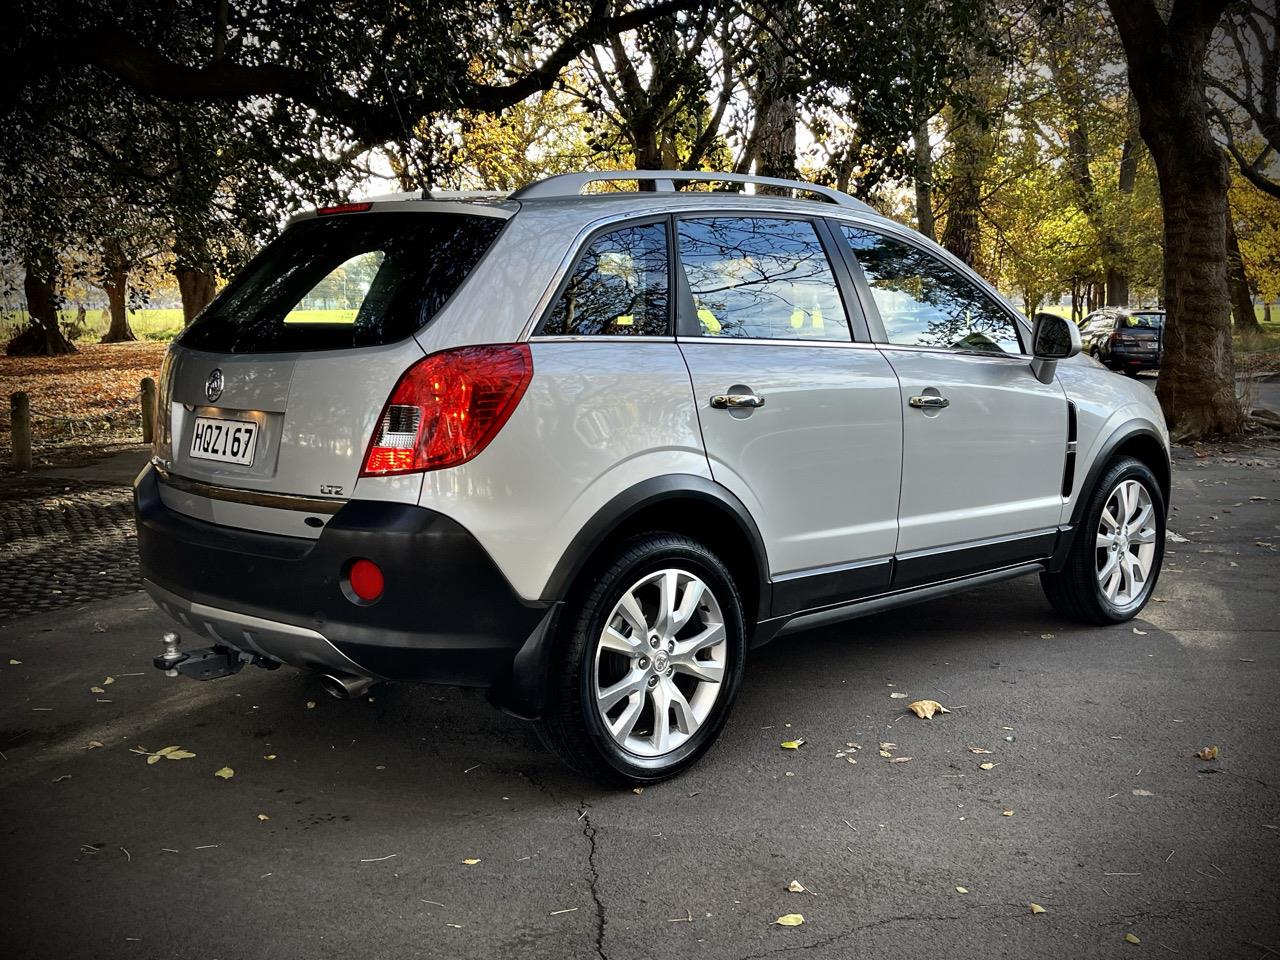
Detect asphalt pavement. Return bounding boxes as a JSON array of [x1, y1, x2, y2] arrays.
[[1, 443, 1278, 960]]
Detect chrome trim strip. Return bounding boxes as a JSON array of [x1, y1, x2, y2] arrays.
[[155, 466, 344, 514]]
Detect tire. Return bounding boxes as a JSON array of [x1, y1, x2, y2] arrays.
[[535, 532, 746, 784], [1041, 456, 1165, 624]]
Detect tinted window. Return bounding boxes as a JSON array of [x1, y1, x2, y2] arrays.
[[541, 222, 669, 336], [677, 217, 850, 341], [181, 212, 504, 353], [842, 226, 1022, 354], [1123, 313, 1163, 329]]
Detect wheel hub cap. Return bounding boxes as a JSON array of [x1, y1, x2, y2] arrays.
[[592, 568, 728, 759]]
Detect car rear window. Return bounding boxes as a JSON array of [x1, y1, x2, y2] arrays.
[[180, 212, 505, 353], [1123, 313, 1164, 329]]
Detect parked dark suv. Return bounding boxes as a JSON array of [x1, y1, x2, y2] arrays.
[[1079, 309, 1165, 375]]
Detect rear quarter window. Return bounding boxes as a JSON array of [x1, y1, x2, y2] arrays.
[[180, 212, 505, 353]]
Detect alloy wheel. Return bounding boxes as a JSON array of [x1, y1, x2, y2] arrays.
[[1095, 478, 1157, 607], [592, 568, 727, 758]]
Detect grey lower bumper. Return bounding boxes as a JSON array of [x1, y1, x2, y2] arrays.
[[144, 579, 379, 679]]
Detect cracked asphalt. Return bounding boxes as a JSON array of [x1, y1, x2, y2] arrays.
[[1, 439, 1278, 960]]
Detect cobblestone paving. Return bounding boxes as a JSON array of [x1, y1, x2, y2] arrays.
[[0, 477, 139, 619]]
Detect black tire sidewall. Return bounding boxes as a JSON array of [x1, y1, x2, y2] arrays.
[[573, 537, 746, 782], [1079, 458, 1166, 621]]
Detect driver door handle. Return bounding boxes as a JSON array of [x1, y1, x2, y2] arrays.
[[710, 393, 766, 409], [909, 395, 950, 409]]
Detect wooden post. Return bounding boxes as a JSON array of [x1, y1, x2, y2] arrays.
[[140, 376, 156, 444], [11, 391, 32, 471]]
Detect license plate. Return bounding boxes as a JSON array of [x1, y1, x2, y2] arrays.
[[189, 416, 259, 466]]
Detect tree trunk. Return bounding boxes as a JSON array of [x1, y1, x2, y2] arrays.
[[913, 116, 936, 242], [1226, 209, 1260, 331], [939, 61, 1000, 268], [1107, 103, 1141, 306], [1266, 301, 1273, 323], [1108, 0, 1241, 439], [176, 266, 217, 325], [751, 1, 799, 189], [6, 257, 76, 356], [100, 257, 137, 343]]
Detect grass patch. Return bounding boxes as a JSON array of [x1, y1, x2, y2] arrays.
[[2, 308, 186, 344]]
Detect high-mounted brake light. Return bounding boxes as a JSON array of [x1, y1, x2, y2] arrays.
[[360, 344, 533, 476], [318, 202, 373, 215]]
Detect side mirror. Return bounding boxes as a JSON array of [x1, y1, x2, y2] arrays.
[[1029, 312, 1081, 384]]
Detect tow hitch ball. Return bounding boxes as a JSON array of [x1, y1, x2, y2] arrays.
[[153, 632, 280, 680]]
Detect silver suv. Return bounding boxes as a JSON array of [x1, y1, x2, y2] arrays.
[[135, 171, 1170, 783]]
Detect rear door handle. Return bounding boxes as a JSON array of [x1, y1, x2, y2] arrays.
[[908, 395, 950, 409], [710, 393, 765, 409]]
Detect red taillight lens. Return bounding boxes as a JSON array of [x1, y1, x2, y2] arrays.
[[318, 202, 373, 215], [360, 344, 533, 476]]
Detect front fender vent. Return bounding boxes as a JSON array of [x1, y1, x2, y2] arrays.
[[1061, 400, 1078, 498]]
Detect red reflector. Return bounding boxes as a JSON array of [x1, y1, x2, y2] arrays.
[[347, 559, 384, 602], [318, 202, 373, 215], [360, 344, 533, 476]]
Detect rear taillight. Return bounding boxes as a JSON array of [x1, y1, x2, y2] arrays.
[[360, 344, 533, 476]]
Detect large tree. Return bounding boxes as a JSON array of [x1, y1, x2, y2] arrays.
[[1107, 0, 1244, 439]]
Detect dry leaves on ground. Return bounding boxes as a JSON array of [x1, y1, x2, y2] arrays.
[[1195, 746, 1219, 761], [772, 914, 805, 927], [1030, 903, 1046, 915], [131, 745, 196, 764], [780, 739, 805, 750], [214, 766, 234, 779], [907, 699, 949, 719]]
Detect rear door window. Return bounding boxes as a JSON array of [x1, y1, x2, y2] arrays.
[[676, 217, 851, 341], [539, 221, 669, 336], [181, 212, 504, 353]]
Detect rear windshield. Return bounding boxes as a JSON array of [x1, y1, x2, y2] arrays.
[[1122, 313, 1163, 329], [180, 212, 505, 353]]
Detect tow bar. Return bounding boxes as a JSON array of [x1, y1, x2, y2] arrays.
[[153, 632, 280, 681]]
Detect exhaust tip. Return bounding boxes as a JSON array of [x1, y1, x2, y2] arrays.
[[320, 672, 377, 700]]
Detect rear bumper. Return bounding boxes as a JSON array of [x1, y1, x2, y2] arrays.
[[1106, 349, 1160, 370], [133, 464, 554, 703]]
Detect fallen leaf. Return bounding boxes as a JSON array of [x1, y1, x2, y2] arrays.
[[907, 699, 950, 719], [967, 746, 993, 754], [90, 686, 105, 694], [306, 701, 316, 709], [955, 886, 969, 894], [888, 756, 913, 764], [155, 746, 182, 755], [103, 677, 115, 685], [147, 754, 162, 765], [257, 814, 270, 821], [1195, 746, 1218, 761], [979, 762, 997, 771], [86, 740, 104, 750], [214, 767, 235, 779], [8, 659, 21, 665], [1133, 627, 1147, 635], [1030, 903, 1046, 915], [1041, 633, 1054, 640], [164, 750, 196, 760], [772, 914, 805, 927], [879, 742, 897, 750], [263, 754, 277, 760], [52, 774, 71, 783], [1132, 789, 1154, 796], [781, 739, 805, 750], [787, 880, 806, 893], [878, 750, 892, 758], [1124, 933, 1141, 945], [462, 858, 480, 865], [1003, 809, 1015, 817], [889, 692, 908, 699], [632, 787, 644, 795], [846, 757, 857, 764]]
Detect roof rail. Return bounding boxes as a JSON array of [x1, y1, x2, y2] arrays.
[[510, 170, 876, 213]]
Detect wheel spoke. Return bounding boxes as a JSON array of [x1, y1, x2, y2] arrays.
[[673, 657, 724, 684], [1129, 503, 1153, 535], [599, 626, 641, 656], [1103, 563, 1122, 599], [1095, 532, 1115, 550], [1131, 525, 1157, 544], [649, 682, 673, 753], [672, 578, 705, 633], [675, 622, 725, 659], [616, 590, 650, 639], [1120, 481, 1137, 522], [1101, 506, 1119, 533], [666, 680, 700, 736], [597, 670, 646, 712], [609, 692, 644, 741], [654, 570, 680, 637]]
